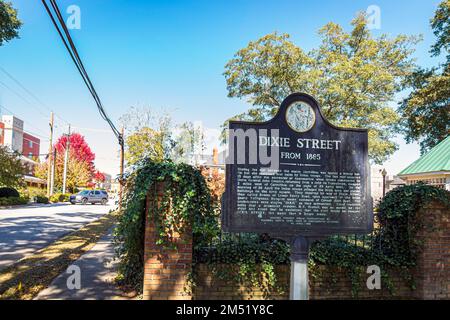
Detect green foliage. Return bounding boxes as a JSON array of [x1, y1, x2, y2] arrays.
[[115, 163, 449, 297], [0, 196, 29, 206], [0, 0, 22, 46], [35, 195, 49, 204], [195, 184, 449, 297], [0, 187, 19, 198], [430, 0, 450, 60], [114, 160, 218, 291], [195, 234, 289, 265], [119, 106, 176, 166], [20, 187, 46, 198], [377, 183, 450, 265], [0, 146, 25, 188], [125, 127, 168, 165], [49, 193, 71, 203], [312, 184, 449, 296], [399, 0, 450, 154], [223, 14, 420, 164], [193, 234, 290, 296], [172, 122, 206, 165], [119, 106, 207, 166]]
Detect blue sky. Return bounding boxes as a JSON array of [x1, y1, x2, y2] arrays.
[[0, 0, 444, 175]]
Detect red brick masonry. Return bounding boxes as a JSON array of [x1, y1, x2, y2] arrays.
[[143, 184, 193, 300], [143, 189, 449, 300]]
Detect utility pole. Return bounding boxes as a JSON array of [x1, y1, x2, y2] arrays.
[[62, 124, 71, 194], [50, 148, 56, 196], [118, 126, 125, 211], [47, 112, 54, 198]]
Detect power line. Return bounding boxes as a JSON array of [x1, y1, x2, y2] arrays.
[[41, 0, 122, 145], [0, 66, 71, 125], [0, 67, 49, 117], [1, 126, 49, 141], [0, 79, 34, 107], [71, 126, 115, 134], [42, 0, 125, 207], [0, 104, 49, 138]]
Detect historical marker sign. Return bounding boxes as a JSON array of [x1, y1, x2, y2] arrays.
[[222, 93, 373, 239]]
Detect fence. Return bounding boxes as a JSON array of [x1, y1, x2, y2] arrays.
[[194, 209, 384, 262]]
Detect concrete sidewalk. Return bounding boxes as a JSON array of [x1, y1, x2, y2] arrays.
[[36, 228, 133, 300]]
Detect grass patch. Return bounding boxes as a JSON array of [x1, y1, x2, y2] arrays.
[[0, 211, 119, 300]]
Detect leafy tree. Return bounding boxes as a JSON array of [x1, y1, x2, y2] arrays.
[[125, 127, 167, 165], [172, 122, 206, 165], [93, 170, 106, 184], [60, 156, 92, 192], [54, 133, 95, 172], [35, 133, 96, 192], [119, 106, 175, 166], [0, 145, 25, 188], [0, 0, 21, 46], [399, 0, 450, 154], [431, 0, 450, 61], [199, 165, 225, 203], [223, 14, 419, 164], [120, 107, 208, 165]]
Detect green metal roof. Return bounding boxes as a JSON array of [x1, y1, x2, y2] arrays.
[[399, 135, 450, 175]]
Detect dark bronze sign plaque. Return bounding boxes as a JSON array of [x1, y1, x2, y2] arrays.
[[222, 93, 373, 239]]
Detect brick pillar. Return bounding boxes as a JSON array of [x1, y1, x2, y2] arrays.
[[143, 182, 193, 300], [414, 201, 450, 299]]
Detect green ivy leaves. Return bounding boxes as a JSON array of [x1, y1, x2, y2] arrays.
[[114, 160, 217, 291]]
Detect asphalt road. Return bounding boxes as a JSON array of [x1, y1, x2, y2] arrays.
[[0, 202, 115, 271]]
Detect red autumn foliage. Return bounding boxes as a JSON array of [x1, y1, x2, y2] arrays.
[[94, 170, 106, 183], [54, 133, 95, 172]]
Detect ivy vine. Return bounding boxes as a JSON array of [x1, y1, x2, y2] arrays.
[[192, 183, 449, 297], [115, 157, 449, 299], [114, 160, 218, 291]]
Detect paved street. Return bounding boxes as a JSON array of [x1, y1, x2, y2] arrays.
[[0, 202, 114, 270]]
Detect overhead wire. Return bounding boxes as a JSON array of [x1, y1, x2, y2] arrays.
[[0, 104, 49, 139], [41, 0, 122, 145], [0, 66, 71, 127]]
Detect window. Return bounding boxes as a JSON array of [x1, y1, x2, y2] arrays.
[[29, 152, 33, 158], [29, 140, 33, 148], [94, 191, 101, 195], [408, 178, 446, 189]]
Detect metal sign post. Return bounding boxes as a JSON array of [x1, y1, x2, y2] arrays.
[[290, 236, 310, 300]]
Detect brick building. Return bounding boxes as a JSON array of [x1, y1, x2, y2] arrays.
[[0, 121, 4, 145], [0, 114, 45, 188], [399, 136, 450, 190], [1, 115, 24, 153], [22, 132, 40, 159], [0, 115, 40, 159]]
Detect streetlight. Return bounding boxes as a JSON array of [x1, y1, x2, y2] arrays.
[[380, 168, 387, 197]]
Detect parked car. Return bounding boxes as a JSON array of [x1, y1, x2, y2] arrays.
[[70, 190, 109, 205]]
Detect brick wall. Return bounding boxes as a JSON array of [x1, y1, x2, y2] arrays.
[[193, 264, 289, 300], [143, 192, 449, 300], [413, 202, 449, 299], [22, 132, 40, 159], [192, 264, 417, 300], [143, 183, 193, 300]]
